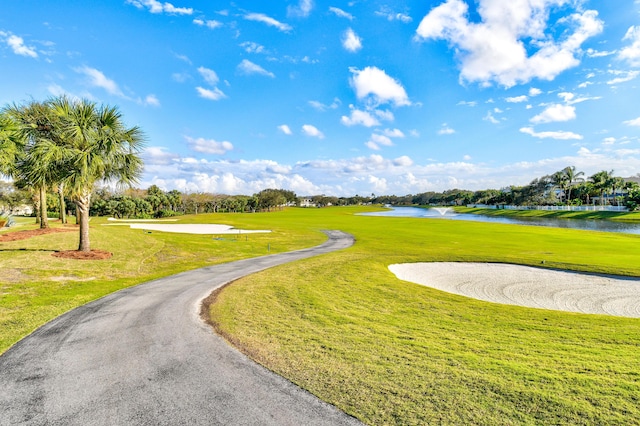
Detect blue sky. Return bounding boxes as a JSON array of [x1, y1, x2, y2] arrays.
[[2, 0, 640, 196]]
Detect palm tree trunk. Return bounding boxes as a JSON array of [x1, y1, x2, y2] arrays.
[[58, 184, 67, 224], [34, 196, 40, 225], [39, 184, 49, 229], [76, 191, 91, 252]]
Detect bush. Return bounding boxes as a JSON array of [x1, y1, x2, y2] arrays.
[[155, 209, 183, 218]]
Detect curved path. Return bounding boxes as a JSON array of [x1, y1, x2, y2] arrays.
[[0, 231, 362, 426], [390, 262, 640, 318]]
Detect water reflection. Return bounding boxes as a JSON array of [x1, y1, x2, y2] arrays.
[[359, 206, 640, 235]]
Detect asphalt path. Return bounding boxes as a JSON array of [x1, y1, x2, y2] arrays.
[[0, 230, 362, 425]]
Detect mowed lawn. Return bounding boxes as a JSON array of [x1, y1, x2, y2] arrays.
[[209, 207, 640, 425], [2, 207, 640, 424]]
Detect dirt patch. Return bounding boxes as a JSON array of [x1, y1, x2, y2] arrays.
[[51, 250, 112, 260], [0, 227, 76, 242]]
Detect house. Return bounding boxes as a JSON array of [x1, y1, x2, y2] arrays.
[[298, 197, 316, 208]]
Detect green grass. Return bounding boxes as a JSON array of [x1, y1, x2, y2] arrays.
[[4, 207, 640, 424], [209, 207, 640, 425]]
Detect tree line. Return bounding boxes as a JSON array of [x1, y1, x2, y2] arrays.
[[370, 167, 640, 210]]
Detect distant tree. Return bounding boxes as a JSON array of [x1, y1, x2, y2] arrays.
[[610, 176, 626, 206], [255, 189, 292, 211], [589, 170, 613, 206], [562, 166, 584, 204]]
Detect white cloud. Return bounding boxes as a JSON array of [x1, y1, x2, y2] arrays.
[[349, 66, 410, 107], [506, 95, 528, 103], [607, 70, 640, 85], [308, 98, 340, 111], [143, 146, 181, 166], [484, 111, 499, 124], [586, 48, 615, 58], [366, 133, 394, 150], [457, 100, 477, 107], [438, 123, 455, 135], [383, 128, 405, 138], [185, 136, 234, 155], [375, 109, 395, 121], [75, 66, 125, 97], [341, 109, 380, 127], [520, 127, 582, 140], [288, 0, 314, 18], [197, 66, 219, 85], [368, 175, 388, 193], [375, 7, 412, 23], [244, 13, 292, 32], [365, 141, 381, 151], [342, 28, 362, 52], [144, 94, 160, 106], [193, 19, 222, 29], [172, 72, 191, 83], [278, 124, 293, 135], [619, 26, 640, 66], [142, 148, 640, 197], [415, 1, 603, 88], [5, 34, 38, 58], [557, 91, 600, 105], [240, 41, 266, 54], [624, 117, 640, 127], [237, 59, 275, 77], [302, 124, 324, 138], [393, 156, 413, 167], [174, 53, 192, 64], [530, 104, 576, 123], [329, 7, 353, 20], [127, 0, 192, 15], [196, 86, 226, 100], [529, 87, 542, 96]]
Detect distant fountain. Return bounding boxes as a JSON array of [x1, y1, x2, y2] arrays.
[[433, 207, 453, 216]]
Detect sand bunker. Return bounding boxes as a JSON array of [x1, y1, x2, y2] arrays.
[[389, 262, 640, 318], [105, 223, 270, 235]]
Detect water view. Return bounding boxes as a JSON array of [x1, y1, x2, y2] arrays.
[[360, 206, 640, 235]]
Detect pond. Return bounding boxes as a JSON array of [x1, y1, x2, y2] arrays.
[[359, 206, 640, 235]]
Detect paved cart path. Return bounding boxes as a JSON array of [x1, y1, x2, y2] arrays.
[[0, 231, 362, 426]]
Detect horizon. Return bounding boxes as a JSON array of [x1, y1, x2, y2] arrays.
[[2, 0, 640, 197]]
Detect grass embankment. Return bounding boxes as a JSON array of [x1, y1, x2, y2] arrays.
[[0, 212, 330, 353], [210, 207, 640, 425], [455, 206, 640, 221]]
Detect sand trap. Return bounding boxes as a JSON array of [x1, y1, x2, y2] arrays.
[[104, 223, 270, 235], [389, 262, 640, 318]]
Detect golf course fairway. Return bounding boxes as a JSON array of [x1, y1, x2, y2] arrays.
[[2, 206, 640, 425], [208, 207, 640, 425]]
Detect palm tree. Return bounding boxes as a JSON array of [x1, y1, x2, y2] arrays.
[[610, 176, 626, 206], [0, 111, 24, 178], [552, 170, 570, 204], [563, 166, 584, 205], [52, 97, 145, 252], [589, 170, 613, 206], [4, 100, 65, 229]]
